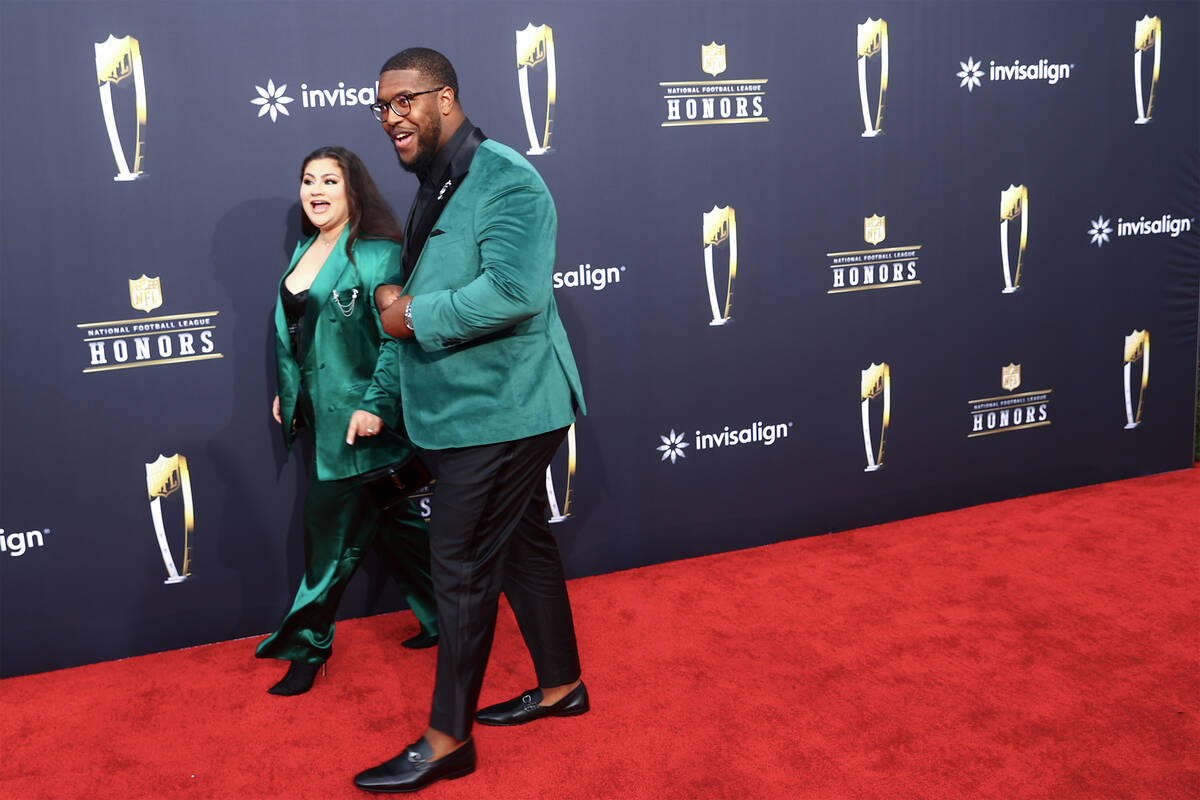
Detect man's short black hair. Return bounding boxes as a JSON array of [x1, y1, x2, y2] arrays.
[[380, 47, 460, 101]]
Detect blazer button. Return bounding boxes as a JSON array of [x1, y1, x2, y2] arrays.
[[319, 363, 325, 369]]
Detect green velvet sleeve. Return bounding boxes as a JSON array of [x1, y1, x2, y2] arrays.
[[410, 182, 556, 352]]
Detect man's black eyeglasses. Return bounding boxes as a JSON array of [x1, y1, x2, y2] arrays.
[[369, 87, 446, 121]]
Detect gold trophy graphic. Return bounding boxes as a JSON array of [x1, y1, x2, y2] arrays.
[[861, 362, 891, 472], [128, 274, 162, 313], [516, 23, 556, 155], [999, 184, 1029, 293], [702, 206, 737, 326], [857, 18, 888, 137], [1133, 15, 1161, 124], [95, 34, 147, 181], [545, 422, 577, 523], [1123, 330, 1150, 429], [146, 454, 194, 584]]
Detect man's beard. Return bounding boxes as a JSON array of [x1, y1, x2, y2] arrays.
[[397, 119, 441, 177]]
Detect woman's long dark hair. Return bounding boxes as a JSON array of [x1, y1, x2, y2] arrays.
[[299, 146, 403, 262]]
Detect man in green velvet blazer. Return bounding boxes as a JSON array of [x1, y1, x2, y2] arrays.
[[354, 48, 588, 794], [375, 139, 585, 450]]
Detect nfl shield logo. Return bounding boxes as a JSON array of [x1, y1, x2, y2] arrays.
[[864, 215, 886, 246], [1001, 363, 1021, 392], [703, 205, 733, 246], [701, 42, 726, 77], [516, 23, 550, 68], [129, 275, 162, 313], [95, 34, 136, 84]]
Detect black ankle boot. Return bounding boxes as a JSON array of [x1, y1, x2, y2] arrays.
[[268, 660, 324, 696]]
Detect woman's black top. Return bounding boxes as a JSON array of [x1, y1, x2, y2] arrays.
[[280, 283, 314, 425], [281, 284, 308, 356]]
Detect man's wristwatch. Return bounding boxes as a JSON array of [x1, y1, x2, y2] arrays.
[[403, 300, 414, 332]]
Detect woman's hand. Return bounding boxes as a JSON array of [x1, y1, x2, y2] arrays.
[[346, 410, 385, 445], [272, 394, 282, 424]]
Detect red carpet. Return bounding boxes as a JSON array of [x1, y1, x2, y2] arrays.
[[2, 468, 1197, 799]]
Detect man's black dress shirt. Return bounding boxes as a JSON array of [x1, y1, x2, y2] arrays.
[[400, 120, 486, 282]]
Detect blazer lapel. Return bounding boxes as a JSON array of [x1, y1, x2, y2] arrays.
[[407, 127, 487, 287]]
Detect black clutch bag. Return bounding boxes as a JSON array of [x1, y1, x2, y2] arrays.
[[359, 454, 432, 511]]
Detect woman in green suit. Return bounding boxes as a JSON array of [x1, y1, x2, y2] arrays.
[[256, 146, 437, 695]]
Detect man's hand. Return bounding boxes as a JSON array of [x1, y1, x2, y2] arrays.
[[379, 293, 416, 339], [346, 410, 385, 445], [375, 284, 403, 313]]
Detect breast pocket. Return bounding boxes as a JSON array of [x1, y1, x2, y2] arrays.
[[416, 233, 479, 289], [328, 284, 365, 320], [323, 284, 379, 377]]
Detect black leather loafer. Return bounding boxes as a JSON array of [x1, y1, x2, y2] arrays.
[[353, 737, 475, 793], [475, 681, 589, 726], [401, 631, 439, 650]]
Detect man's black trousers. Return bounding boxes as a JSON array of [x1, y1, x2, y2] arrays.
[[426, 426, 582, 741]]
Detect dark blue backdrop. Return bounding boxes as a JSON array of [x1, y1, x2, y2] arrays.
[[2, 0, 1197, 677]]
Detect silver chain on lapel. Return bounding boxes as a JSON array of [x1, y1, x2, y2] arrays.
[[331, 288, 359, 316]]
